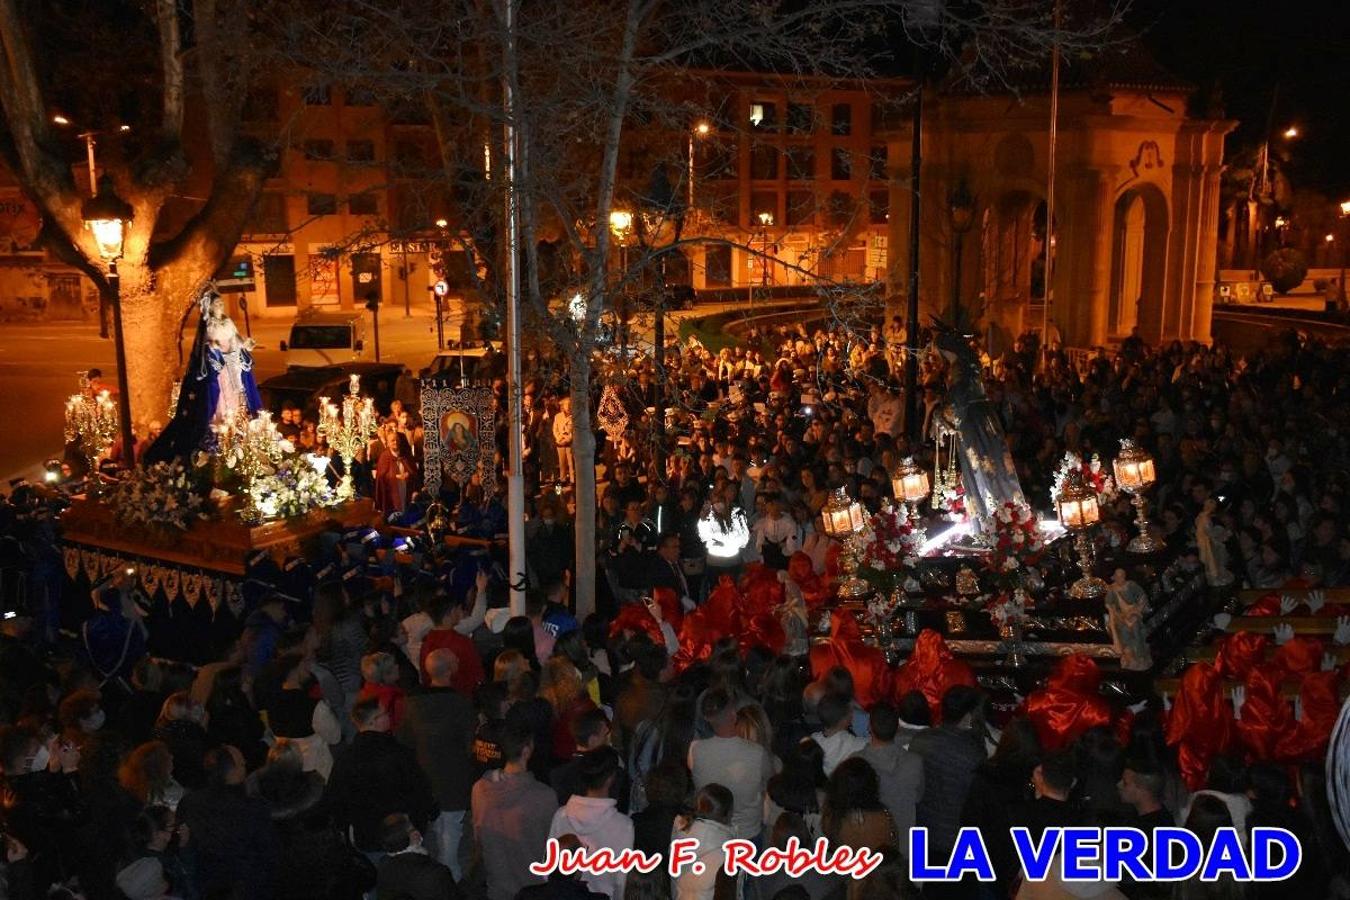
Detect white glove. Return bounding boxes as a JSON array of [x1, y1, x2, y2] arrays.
[[1128, 699, 1149, 714], [1334, 616, 1350, 647], [1212, 612, 1233, 630], [1279, 594, 1298, 616], [1230, 685, 1245, 721], [1162, 693, 1171, 712], [1273, 623, 1294, 646], [1321, 652, 1338, 672], [1293, 696, 1303, 722], [1306, 590, 1326, 615]]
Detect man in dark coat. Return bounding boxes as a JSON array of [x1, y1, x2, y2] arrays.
[[176, 744, 279, 898], [375, 813, 462, 900], [514, 834, 607, 900], [326, 696, 439, 853], [397, 648, 476, 881]]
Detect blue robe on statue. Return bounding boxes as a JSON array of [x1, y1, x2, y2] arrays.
[[145, 294, 262, 464]]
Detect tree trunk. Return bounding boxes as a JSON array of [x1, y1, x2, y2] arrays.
[[571, 348, 598, 619], [116, 256, 213, 433]]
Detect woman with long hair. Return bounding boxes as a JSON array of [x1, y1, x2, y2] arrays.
[[538, 656, 595, 761], [822, 757, 897, 854], [118, 741, 184, 811]]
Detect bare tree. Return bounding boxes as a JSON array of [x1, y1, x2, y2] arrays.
[[283, 0, 1127, 616], [0, 0, 276, 430]]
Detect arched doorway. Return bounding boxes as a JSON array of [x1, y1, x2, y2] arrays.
[[1110, 185, 1168, 340]]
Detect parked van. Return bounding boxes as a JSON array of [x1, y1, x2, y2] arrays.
[[280, 311, 368, 368]]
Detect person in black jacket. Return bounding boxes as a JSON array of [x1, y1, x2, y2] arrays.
[[325, 696, 439, 854], [175, 744, 279, 898], [397, 648, 476, 882], [375, 813, 461, 900]]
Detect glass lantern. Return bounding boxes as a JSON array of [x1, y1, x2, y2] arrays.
[[1112, 440, 1157, 492], [891, 457, 931, 505], [821, 487, 866, 538], [1056, 470, 1105, 598]]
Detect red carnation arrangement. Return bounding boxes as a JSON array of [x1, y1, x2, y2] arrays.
[[982, 500, 1046, 593]]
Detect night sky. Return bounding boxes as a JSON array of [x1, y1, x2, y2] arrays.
[[1133, 0, 1350, 197]]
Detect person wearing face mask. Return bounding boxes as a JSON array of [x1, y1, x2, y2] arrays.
[[526, 495, 574, 590], [57, 688, 105, 759], [0, 724, 92, 891]]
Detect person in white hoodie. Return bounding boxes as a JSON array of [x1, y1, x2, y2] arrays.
[[548, 746, 635, 899], [673, 784, 736, 900], [811, 692, 867, 777]]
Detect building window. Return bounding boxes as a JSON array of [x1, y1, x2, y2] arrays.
[[786, 190, 815, 226], [306, 193, 337, 216], [749, 101, 777, 130], [786, 102, 815, 135], [870, 145, 888, 181], [302, 139, 335, 161], [869, 189, 889, 224], [348, 193, 378, 215], [345, 87, 375, 106], [263, 255, 297, 307], [303, 84, 331, 105], [243, 88, 278, 122], [831, 148, 852, 181], [831, 103, 852, 136], [248, 192, 289, 235], [750, 144, 779, 180], [786, 146, 815, 181], [346, 140, 376, 163], [705, 244, 732, 286]]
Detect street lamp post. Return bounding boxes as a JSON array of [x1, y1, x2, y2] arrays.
[[947, 178, 975, 324], [687, 121, 710, 212], [609, 210, 633, 357], [756, 211, 774, 288], [81, 175, 135, 469]]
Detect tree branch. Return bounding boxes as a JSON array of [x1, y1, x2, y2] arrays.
[[157, 0, 185, 142]]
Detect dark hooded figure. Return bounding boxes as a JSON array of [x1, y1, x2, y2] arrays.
[[932, 320, 1026, 521]]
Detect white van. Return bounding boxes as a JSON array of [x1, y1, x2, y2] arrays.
[[280, 312, 369, 368]]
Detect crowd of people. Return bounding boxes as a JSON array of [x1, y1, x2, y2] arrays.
[[1, 318, 1349, 900]]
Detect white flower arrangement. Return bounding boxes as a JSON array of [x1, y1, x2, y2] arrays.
[[245, 458, 337, 523], [109, 461, 207, 531]]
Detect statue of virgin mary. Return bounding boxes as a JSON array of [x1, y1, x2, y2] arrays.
[[144, 284, 262, 463]]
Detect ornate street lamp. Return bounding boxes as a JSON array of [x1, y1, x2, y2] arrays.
[[1056, 470, 1105, 599], [821, 486, 871, 598], [1113, 439, 1161, 554], [81, 175, 136, 469], [890, 456, 931, 507]]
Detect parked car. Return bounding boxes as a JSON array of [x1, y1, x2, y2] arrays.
[[280, 311, 369, 367], [258, 362, 406, 418], [418, 341, 503, 385]]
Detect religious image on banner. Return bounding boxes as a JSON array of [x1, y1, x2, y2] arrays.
[[420, 382, 496, 497]]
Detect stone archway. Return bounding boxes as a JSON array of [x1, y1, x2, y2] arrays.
[[1109, 184, 1169, 341]]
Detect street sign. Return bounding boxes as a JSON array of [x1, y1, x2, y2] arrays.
[[215, 255, 255, 293]]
